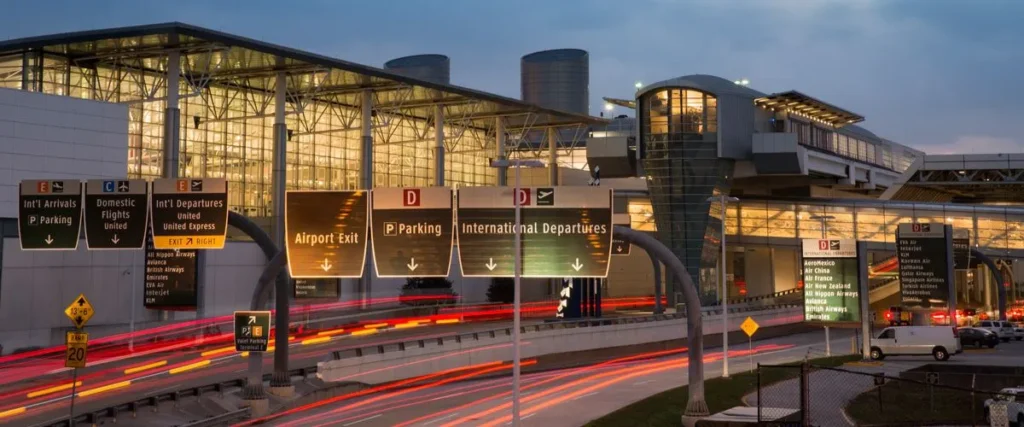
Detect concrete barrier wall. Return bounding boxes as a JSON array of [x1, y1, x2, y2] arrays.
[[318, 306, 804, 384]]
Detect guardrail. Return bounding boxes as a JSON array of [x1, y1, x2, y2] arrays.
[[179, 407, 252, 427], [726, 288, 803, 305], [28, 302, 801, 427]]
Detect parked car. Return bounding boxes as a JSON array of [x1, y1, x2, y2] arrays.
[[984, 387, 1024, 426], [959, 327, 999, 348], [1014, 323, 1024, 341], [976, 320, 1015, 342], [869, 326, 961, 361]]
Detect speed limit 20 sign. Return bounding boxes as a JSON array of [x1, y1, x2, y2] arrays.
[[65, 331, 88, 368]]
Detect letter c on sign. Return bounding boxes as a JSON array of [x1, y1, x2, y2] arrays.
[[403, 189, 420, 207]]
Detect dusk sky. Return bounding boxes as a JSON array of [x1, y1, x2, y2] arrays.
[[1, 0, 1021, 154]]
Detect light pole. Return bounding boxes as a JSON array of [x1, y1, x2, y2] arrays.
[[490, 158, 543, 426], [809, 214, 836, 356], [707, 194, 739, 377]]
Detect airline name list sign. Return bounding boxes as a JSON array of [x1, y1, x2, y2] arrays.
[[801, 239, 861, 323], [371, 187, 454, 277], [897, 223, 954, 309], [456, 186, 613, 278]]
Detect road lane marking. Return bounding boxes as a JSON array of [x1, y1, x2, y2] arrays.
[[168, 360, 211, 375], [0, 406, 27, 418], [571, 391, 599, 401], [632, 380, 655, 386], [77, 380, 131, 397], [26, 381, 82, 398], [343, 413, 382, 426], [422, 412, 460, 426]]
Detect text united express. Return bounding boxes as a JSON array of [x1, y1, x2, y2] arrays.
[[460, 222, 608, 236]]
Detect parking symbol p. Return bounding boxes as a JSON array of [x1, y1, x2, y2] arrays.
[[384, 222, 398, 236]]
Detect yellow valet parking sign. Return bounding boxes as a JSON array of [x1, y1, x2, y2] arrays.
[[64, 293, 94, 329]]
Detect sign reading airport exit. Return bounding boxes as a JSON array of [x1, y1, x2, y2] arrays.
[[18, 180, 83, 250], [285, 191, 369, 278], [150, 178, 228, 250], [456, 186, 613, 278], [371, 187, 454, 277]]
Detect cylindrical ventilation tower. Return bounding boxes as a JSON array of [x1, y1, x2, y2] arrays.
[[384, 54, 451, 85], [521, 49, 589, 115]]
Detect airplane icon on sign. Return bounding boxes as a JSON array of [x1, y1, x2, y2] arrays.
[[537, 188, 554, 206], [117, 181, 130, 192]]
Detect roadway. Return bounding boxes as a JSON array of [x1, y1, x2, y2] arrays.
[[252, 329, 860, 427]]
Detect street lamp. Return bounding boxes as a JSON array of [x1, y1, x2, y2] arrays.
[[489, 157, 544, 427], [808, 214, 835, 356], [707, 194, 739, 378]]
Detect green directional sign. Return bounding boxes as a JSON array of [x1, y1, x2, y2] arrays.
[[285, 191, 369, 278], [802, 238, 862, 323], [18, 180, 83, 250], [83, 179, 149, 250], [234, 311, 271, 352], [456, 186, 613, 278], [371, 187, 454, 277]]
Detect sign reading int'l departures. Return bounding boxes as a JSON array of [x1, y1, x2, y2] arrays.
[[144, 231, 199, 310], [285, 191, 369, 278], [18, 180, 83, 250], [84, 179, 149, 250], [234, 311, 271, 352], [611, 213, 632, 256], [371, 187, 454, 277], [802, 239, 862, 323], [457, 186, 613, 278], [897, 223, 954, 309], [150, 178, 228, 250]]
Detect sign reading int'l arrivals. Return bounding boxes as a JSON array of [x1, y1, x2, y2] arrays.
[[456, 186, 613, 278], [285, 191, 369, 278], [371, 187, 454, 277], [801, 238, 861, 323], [83, 179, 149, 250], [18, 180, 83, 250], [150, 178, 228, 250], [896, 223, 954, 309]]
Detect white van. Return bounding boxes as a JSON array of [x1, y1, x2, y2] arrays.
[[869, 326, 962, 361]]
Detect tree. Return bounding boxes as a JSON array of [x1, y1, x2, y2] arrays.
[[400, 277, 457, 306], [487, 278, 515, 304]]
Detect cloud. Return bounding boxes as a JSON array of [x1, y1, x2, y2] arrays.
[[917, 136, 1024, 155]]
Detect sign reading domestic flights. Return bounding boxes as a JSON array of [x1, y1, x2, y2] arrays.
[[234, 311, 271, 352], [611, 213, 631, 256], [83, 179, 149, 250], [371, 187, 454, 277], [65, 331, 89, 368], [144, 231, 199, 310], [285, 191, 369, 278], [18, 180, 83, 250], [293, 278, 340, 300], [150, 178, 228, 250], [457, 186, 613, 278], [897, 223, 954, 309], [64, 293, 95, 329], [801, 239, 861, 323]]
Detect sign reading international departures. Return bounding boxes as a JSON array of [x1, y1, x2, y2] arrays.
[[150, 178, 228, 250], [802, 238, 861, 323], [285, 191, 369, 278], [897, 223, 954, 309], [18, 180, 83, 250], [371, 187, 454, 277], [456, 186, 613, 278], [83, 179, 149, 250]]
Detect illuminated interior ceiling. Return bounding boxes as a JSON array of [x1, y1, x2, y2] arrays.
[[602, 96, 636, 110], [0, 22, 605, 133], [754, 90, 864, 128]]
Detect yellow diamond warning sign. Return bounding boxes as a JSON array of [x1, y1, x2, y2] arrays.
[[64, 293, 94, 329], [741, 316, 759, 337]]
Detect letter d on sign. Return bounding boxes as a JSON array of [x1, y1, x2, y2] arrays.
[[516, 188, 531, 206], [403, 189, 420, 207]]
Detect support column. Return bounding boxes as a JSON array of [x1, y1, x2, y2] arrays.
[[434, 105, 445, 186], [547, 128, 558, 185], [161, 48, 181, 323], [359, 89, 374, 309], [269, 70, 293, 394], [496, 117, 507, 186]]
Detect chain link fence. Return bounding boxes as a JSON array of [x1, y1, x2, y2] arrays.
[[757, 362, 1017, 426]]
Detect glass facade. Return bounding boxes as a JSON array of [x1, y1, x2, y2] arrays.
[[640, 87, 729, 298]]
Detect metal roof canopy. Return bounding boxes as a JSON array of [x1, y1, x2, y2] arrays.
[[602, 96, 636, 110], [0, 22, 606, 131], [881, 154, 1024, 203], [754, 90, 864, 128]]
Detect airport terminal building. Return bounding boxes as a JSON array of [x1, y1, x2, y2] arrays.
[[0, 23, 1021, 349]]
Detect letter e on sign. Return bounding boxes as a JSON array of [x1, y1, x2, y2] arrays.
[[176, 180, 188, 192], [37, 181, 50, 194], [516, 189, 531, 206], [403, 189, 420, 207]]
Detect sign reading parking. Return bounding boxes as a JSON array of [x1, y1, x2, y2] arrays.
[[371, 187, 454, 277], [285, 191, 369, 278], [233, 311, 271, 352], [896, 223, 954, 309], [150, 178, 228, 250], [801, 239, 862, 323], [456, 186, 613, 278], [18, 180, 83, 250], [84, 179, 149, 250]]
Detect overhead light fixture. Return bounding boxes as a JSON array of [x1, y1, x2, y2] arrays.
[[634, 81, 643, 89], [604, 103, 614, 111]]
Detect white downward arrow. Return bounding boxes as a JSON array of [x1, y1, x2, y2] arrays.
[[407, 258, 419, 271], [320, 258, 333, 272], [485, 258, 497, 271], [616, 245, 622, 253], [44, 235, 54, 245], [111, 234, 120, 244], [571, 258, 583, 272]]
